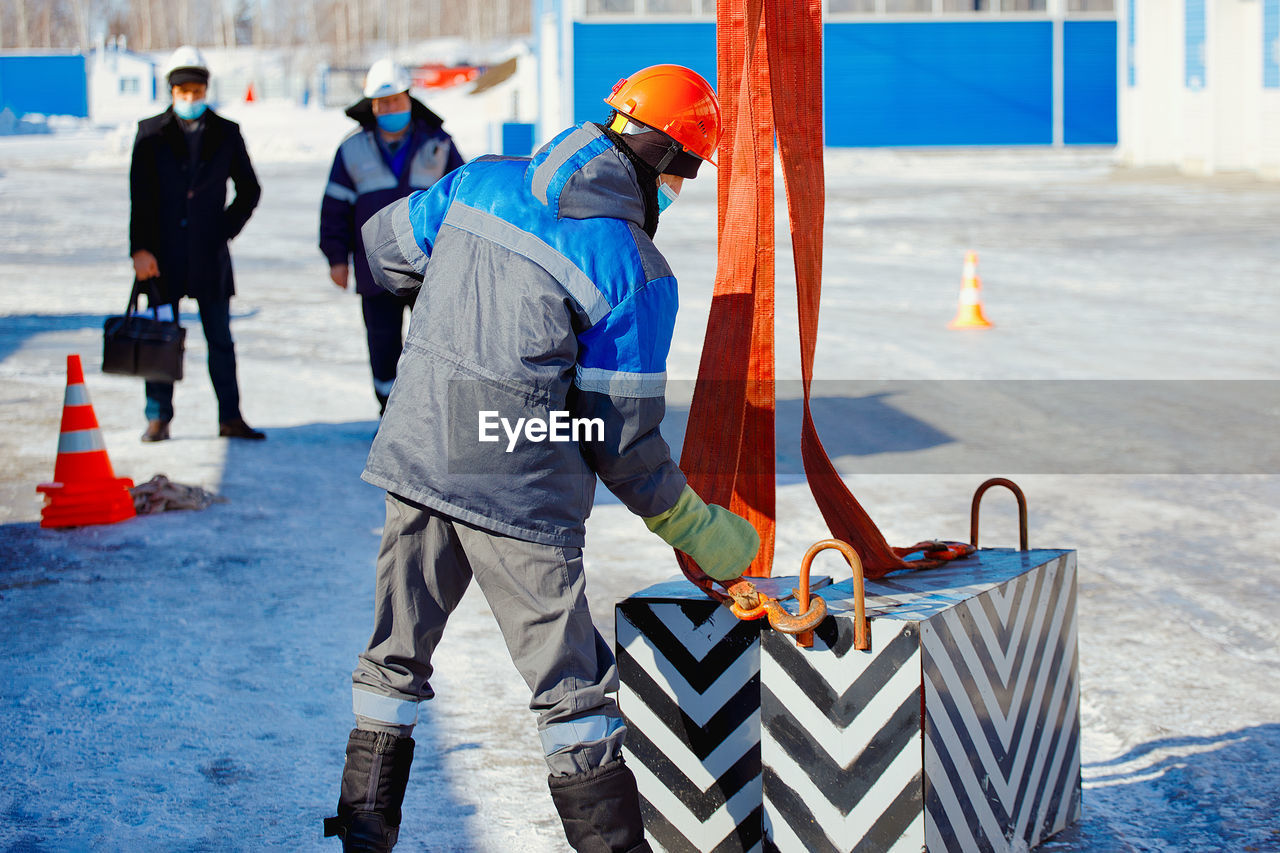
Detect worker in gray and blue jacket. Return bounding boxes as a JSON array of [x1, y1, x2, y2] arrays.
[[324, 66, 760, 853], [319, 58, 464, 415]]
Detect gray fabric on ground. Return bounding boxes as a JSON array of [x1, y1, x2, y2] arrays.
[[129, 474, 225, 513], [351, 492, 626, 776]]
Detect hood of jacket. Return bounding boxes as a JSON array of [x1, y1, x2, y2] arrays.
[[525, 123, 646, 229], [345, 95, 444, 132]]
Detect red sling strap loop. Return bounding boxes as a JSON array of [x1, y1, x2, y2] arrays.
[[676, 0, 774, 599], [678, 0, 939, 596], [761, 0, 918, 579]]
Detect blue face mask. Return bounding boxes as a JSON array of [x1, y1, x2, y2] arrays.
[[173, 98, 207, 121], [657, 181, 680, 214], [376, 110, 411, 134]]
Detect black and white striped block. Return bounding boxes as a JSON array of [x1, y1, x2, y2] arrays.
[[761, 549, 1080, 853], [762, 615, 926, 851], [617, 577, 828, 853]]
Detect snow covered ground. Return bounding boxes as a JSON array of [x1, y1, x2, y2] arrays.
[[1, 94, 1279, 852]]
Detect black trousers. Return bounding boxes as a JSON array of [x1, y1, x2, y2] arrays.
[[144, 295, 239, 423], [361, 289, 415, 404]]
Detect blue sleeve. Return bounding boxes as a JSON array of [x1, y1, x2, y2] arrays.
[[319, 149, 356, 265], [405, 165, 466, 258], [572, 274, 685, 518]]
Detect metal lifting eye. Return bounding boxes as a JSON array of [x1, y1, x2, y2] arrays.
[[792, 540, 867, 651], [970, 478, 1029, 551], [725, 538, 867, 651]]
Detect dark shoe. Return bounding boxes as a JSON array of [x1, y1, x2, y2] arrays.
[[141, 419, 170, 442], [376, 391, 390, 417], [549, 759, 652, 852], [218, 418, 265, 440], [323, 729, 415, 852]]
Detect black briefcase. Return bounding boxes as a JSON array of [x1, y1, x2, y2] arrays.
[[102, 277, 186, 382]]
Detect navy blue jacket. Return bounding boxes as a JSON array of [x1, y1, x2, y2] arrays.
[[129, 107, 260, 302], [319, 97, 464, 295]]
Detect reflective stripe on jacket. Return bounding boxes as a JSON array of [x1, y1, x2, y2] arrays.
[[319, 104, 464, 295], [360, 122, 687, 547]]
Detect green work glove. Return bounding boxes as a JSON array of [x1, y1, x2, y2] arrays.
[[644, 486, 760, 581]]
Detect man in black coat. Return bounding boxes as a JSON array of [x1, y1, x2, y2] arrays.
[[129, 45, 264, 442]]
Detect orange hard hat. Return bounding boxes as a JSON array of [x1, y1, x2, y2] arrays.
[[604, 64, 721, 164]]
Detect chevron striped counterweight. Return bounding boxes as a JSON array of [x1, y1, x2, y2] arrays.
[[617, 576, 834, 853], [762, 548, 1080, 852], [618, 551, 1078, 852]]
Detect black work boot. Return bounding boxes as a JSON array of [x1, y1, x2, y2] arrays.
[[323, 729, 415, 852], [548, 759, 653, 853]]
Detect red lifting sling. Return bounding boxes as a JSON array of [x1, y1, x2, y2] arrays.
[[676, 0, 961, 600]]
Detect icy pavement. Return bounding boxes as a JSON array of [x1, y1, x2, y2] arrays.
[[2, 112, 1279, 851]]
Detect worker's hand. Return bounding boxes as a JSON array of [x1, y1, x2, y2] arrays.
[[329, 263, 349, 290], [132, 250, 160, 280], [643, 486, 760, 581]]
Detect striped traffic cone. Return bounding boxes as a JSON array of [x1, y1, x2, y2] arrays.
[[948, 250, 993, 329], [36, 355, 136, 529]]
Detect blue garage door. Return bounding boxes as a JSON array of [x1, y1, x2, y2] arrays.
[[1064, 20, 1118, 144], [825, 22, 1054, 147]]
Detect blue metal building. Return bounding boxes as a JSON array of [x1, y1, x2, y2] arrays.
[[0, 52, 89, 119], [535, 0, 1118, 148]]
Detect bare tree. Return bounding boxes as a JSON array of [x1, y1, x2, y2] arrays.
[[305, 0, 320, 50], [154, 0, 170, 50], [221, 0, 236, 48], [18, 0, 30, 48], [5, 0, 531, 53]]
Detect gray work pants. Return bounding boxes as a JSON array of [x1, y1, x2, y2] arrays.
[[351, 492, 626, 777]]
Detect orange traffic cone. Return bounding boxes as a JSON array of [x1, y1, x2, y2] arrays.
[[948, 250, 993, 329], [35, 355, 136, 529], [244, 82, 256, 102]]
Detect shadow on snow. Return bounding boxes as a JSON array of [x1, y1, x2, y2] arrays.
[[1047, 725, 1280, 852], [0, 309, 260, 366], [0, 419, 480, 851]]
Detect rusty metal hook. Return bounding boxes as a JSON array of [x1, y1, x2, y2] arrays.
[[794, 539, 868, 651], [765, 593, 828, 639], [727, 577, 829, 638], [970, 477, 1029, 551]]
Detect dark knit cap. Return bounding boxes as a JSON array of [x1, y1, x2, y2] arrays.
[[168, 66, 210, 88]]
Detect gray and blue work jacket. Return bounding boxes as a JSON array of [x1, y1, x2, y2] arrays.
[[360, 122, 689, 547]]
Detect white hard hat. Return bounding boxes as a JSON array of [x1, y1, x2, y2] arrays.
[[166, 45, 209, 86], [167, 45, 208, 75], [364, 58, 411, 99]]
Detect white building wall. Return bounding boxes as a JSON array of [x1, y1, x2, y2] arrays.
[[1120, 0, 1279, 178], [88, 42, 160, 123], [1124, 3, 1186, 167], [1212, 0, 1260, 170], [1264, 90, 1280, 177]]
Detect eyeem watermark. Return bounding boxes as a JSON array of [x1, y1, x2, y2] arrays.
[[478, 410, 604, 452]]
